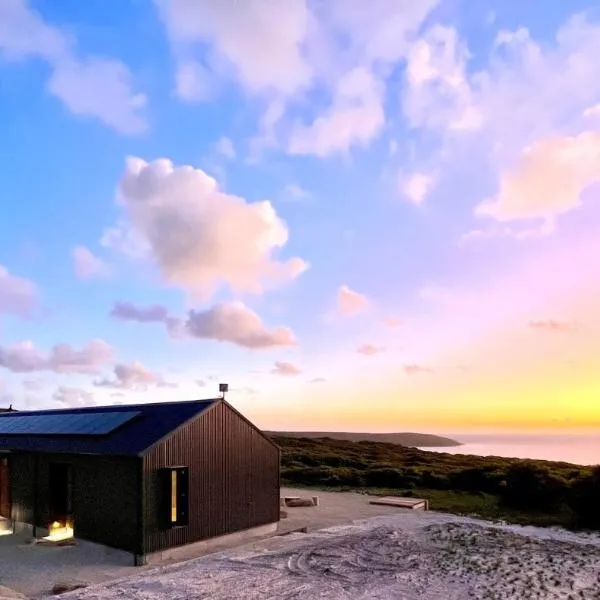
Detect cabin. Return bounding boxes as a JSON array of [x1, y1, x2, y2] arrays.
[[0, 398, 280, 565]]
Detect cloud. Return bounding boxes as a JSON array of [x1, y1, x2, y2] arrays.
[[95, 361, 165, 390], [337, 284, 368, 316], [309, 377, 326, 384], [175, 60, 214, 102], [283, 183, 310, 202], [110, 301, 169, 323], [400, 172, 436, 205], [196, 379, 207, 387], [528, 319, 573, 333], [0, 339, 113, 374], [0, 265, 36, 317], [155, 0, 313, 99], [287, 67, 385, 157], [403, 364, 433, 375], [382, 317, 402, 328], [403, 25, 483, 133], [0, 0, 146, 134], [156, 0, 437, 156], [405, 16, 600, 145], [271, 361, 302, 377], [357, 343, 385, 356], [584, 103, 600, 118], [214, 136, 236, 159], [475, 132, 600, 229], [72, 246, 111, 280], [181, 301, 297, 349], [110, 299, 297, 350], [102, 157, 308, 299], [53, 386, 94, 408]]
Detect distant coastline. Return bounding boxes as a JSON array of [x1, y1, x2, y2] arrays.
[[266, 431, 461, 448]]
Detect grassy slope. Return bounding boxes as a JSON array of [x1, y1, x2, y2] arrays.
[[273, 435, 591, 528], [266, 431, 461, 447]]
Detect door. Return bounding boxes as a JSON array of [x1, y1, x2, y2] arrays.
[[0, 457, 9, 518], [48, 463, 72, 523]]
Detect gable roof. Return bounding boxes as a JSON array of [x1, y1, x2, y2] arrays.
[[0, 398, 218, 456]]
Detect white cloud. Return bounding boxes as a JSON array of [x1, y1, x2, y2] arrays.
[[400, 172, 436, 205], [288, 67, 385, 157], [180, 301, 297, 349], [103, 157, 308, 299], [403, 25, 483, 132], [72, 246, 111, 280], [95, 361, 165, 390], [0, 265, 36, 317], [404, 15, 600, 239], [337, 284, 368, 317], [155, 0, 438, 156], [215, 136, 236, 159], [271, 361, 302, 376], [156, 0, 312, 98], [283, 183, 310, 201], [0, 339, 113, 374], [53, 386, 94, 407], [475, 131, 600, 227], [0, 0, 146, 134], [584, 103, 600, 118], [175, 60, 214, 102]]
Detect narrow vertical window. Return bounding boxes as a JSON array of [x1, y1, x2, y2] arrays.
[[161, 467, 189, 528], [170, 470, 177, 523]]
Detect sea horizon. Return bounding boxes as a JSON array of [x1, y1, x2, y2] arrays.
[[420, 432, 600, 466]]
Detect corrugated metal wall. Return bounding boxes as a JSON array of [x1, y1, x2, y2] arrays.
[[142, 401, 280, 554], [9, 452, 139, 552]]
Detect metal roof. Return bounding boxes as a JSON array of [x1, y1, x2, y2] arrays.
[[0, 398, 217, 456]]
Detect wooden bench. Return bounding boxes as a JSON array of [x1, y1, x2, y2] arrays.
[[369, 496, 429, 510]]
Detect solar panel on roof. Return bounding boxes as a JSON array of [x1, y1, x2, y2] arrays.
[[0, 410, 141, 436]]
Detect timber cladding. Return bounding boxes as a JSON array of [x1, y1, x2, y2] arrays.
[[10, 453, 139, 552], [1, 398, 281, 559], [142, 401, 280, 555]]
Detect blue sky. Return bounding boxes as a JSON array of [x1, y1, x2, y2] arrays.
[[1, 0, 600, 433]]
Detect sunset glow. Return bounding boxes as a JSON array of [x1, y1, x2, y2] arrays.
[[1, 1, 600, 436]]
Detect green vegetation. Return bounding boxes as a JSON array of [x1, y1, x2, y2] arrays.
[[267, 431, 460, 447], [273, 435, 600, 530]]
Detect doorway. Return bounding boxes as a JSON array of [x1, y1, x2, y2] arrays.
[[48, 463, 72, 523], [0, 457, 9, 519]]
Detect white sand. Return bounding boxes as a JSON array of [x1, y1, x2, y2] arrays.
[[60, 513, 600, 600]]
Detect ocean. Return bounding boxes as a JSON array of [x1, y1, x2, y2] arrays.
[[419, 433, 600, 466]]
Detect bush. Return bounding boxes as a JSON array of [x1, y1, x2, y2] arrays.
[[365, 467, 416, 489], [568, 466, 600, 529], [499, 464, 566, 511]]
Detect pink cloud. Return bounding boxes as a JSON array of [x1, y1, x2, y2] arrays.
[[271, 361, 302, 376], [337, 284, 368, 316], [403, 364, 433, 375], [528, 319, 573, 332], [357, 343, 385, 356]]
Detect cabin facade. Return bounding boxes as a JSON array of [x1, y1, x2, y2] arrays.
[[0, 399, 280, 564]]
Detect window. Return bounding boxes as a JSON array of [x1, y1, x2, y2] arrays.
[[161, 467, 188, 528]]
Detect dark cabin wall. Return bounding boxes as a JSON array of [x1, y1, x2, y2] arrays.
[[142, 401, 280, 554], [10, 452, 139, 552]]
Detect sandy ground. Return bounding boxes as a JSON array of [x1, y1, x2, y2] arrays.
[[1, 488, 599, 599], [0, 488, 399, 598]]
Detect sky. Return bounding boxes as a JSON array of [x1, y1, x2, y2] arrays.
[[1, 0, 600, 435]]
